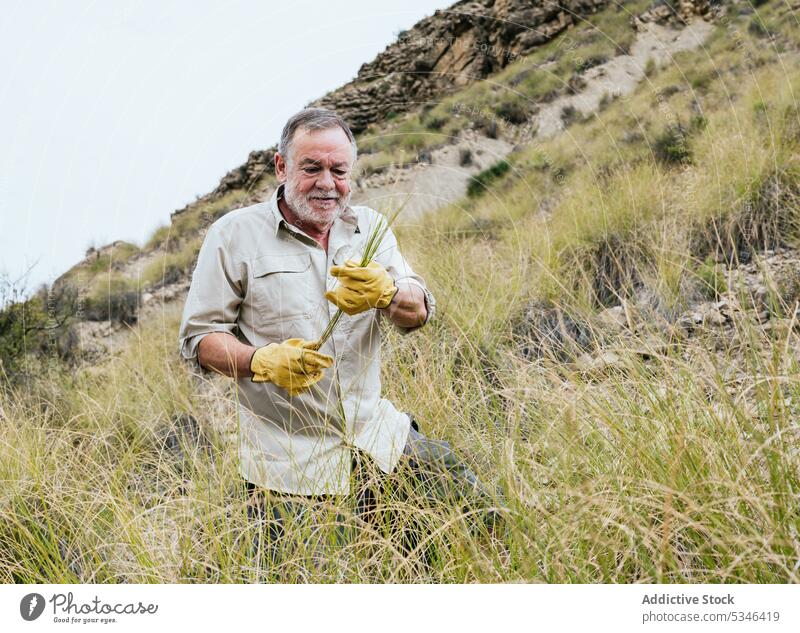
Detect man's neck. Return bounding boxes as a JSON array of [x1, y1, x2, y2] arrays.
[[278, 195, 332, 251]]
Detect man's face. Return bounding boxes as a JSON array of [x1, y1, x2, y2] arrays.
[[275, 126, 354, 229]]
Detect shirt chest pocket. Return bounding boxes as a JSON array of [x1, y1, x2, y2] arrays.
[[250, 253, 314, 327]]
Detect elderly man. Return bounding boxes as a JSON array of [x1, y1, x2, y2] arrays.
[[178, 107, 499, 568]]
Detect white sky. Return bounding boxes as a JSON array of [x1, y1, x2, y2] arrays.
[[0, 0, 454, 291]]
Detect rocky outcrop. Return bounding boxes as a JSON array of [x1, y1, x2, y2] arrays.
[[312, 0, 610, 134], [171, 148, 277, 218], [205, 148, 275, 201], [633, 0, 719, 29], [517, 246, 800, 372], [189, 1, 615, 205], [183, 1, 721, 205]]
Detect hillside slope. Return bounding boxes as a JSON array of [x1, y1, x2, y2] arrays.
[[36, 0, 716, 361]]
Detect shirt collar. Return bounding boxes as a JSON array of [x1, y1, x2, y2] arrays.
[[268, 183, 359, 238]]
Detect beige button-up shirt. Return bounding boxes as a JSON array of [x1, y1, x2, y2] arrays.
[[178, 184, 435, 495]]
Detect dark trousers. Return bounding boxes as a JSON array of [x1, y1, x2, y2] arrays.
[[243, 416, 503, 575]]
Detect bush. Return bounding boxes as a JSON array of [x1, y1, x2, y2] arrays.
[[145, 225, 171, 250], [494, 99, 530, 125], [143, 260, 183, 288], [0, 280, 81, 387], [653, 122, 691, 165], [424, 116, 447, 131], [475, 118, 498, 139], [467, 160, 511, 197], [83, 276, 140, 324], [574, 54, 608, 74], [748, 16, 771, 39], [561, 104, 582, 126]]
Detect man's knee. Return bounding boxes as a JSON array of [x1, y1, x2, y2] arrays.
[[400, 416, 502, 509], [402, 422, 463, 475]]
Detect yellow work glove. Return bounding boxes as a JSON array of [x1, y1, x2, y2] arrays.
[[249, 338, 333, 396], [325, 259, 398, 316]]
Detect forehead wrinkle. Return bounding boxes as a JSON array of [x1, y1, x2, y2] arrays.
[[296, 151, 352, 168]]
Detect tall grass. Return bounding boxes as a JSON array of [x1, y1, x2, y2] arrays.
[[2, 8, 800, 583]]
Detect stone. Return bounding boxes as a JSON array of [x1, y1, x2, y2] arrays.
[[596, 305, 628, 333], [707, 309, 727, 326], [577, 350, 623, 374], [633, 335, 670, 358]]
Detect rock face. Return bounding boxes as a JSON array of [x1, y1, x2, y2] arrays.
[[634, 0, 719, 28], [194, 1, 722, 205], [312, 0, 610, 134], [175, 148, 276, 211]]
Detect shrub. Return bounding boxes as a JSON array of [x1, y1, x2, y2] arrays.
[[0, 280, 82, 387], [467, 160, 511, 197], [142, 237, 202, 289], [561, 104, 582, 126], [84, 242, 139, 274], [142, 259, 183, 289], [653, 122, 691, 165], [425, 116, 447, 131], [494, 99, 530, 125], [145, 225, 171, 250], [475, 118, 498, 139], [574, 54, 608, 73], [687, 66, 715, 91], [748, 16, 771, 39], [83, 276, 140, 324]]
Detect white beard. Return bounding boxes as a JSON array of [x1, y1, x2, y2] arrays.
[[283, 179, 349, 228]]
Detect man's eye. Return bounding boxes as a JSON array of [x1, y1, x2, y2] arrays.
[[303, 167, 319, 174], [333, 170, 347, 177]]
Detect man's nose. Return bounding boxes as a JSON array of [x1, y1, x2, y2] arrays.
[[315, 169, 335, 190]]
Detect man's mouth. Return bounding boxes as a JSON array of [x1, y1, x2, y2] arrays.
[[309, 195, 339, 208]]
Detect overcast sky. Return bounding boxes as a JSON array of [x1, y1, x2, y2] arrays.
[[0, 0, 454, 291]]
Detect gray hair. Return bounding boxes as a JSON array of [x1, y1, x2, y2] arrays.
[[278, 107, 357, 165]]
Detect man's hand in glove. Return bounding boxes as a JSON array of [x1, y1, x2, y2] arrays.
[[325, 259, 398, 316], [249, 338, 333, 396]]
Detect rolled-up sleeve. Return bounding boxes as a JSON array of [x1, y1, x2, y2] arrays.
[[178, 223, 243, 365], [375, 223, 436, 334]]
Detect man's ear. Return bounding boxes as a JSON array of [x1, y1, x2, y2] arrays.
[[274, 153, 287, 183]]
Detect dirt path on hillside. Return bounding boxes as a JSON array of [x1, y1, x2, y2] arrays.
[[536, 19, 714, 138], [351, 131, 514, 221], [354, 18, 714, 221]]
